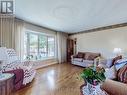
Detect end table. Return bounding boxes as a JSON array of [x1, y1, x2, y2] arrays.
[[0, 73, 14, 95]]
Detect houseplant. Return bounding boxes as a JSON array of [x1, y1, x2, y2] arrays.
[[81, 66, 106, 95]]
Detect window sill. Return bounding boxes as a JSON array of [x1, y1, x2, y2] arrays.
[[31, 58, 58, 69], [31, 57, 56, 62]]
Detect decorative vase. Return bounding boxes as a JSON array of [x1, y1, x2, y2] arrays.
[[87, 82, 99, 95], [82, 82, 107, 95]]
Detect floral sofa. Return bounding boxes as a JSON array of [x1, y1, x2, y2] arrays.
[[97, 56, 127, 95], [1, 47, 36, 85], [71, 52, 101, 67], [99, 55, 127, 83]]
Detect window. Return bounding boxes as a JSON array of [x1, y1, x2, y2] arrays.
[[39, 35, 47, 58], [29, 34, 38, 60], [48, 37, 55, 57], [24, 31, 55, 60]]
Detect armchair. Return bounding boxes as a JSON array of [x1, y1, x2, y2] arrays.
[[1, 48, 36, 85]]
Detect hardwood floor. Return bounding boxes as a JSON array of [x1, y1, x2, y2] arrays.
[[14, 63, 84, 95]]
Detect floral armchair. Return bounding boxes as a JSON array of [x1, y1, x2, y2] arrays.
[[1, 47, 36, 85]]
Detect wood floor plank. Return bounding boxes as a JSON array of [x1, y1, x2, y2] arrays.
[[14, 63, 84, 95]]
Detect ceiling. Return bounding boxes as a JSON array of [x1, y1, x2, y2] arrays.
[[15, 0, 127, 33]]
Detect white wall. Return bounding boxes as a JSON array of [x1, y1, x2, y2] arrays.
[[69, 27, 127, 58]]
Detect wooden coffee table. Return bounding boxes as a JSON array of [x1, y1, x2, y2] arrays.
[[0, 73, 14, 95]]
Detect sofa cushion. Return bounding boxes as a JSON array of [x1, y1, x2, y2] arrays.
[[73, 55, 78, 58], [84, 52, 100, 60], [106, 58, 113, 68], [83, 60, 93, 64], [77, 52, 85, 58], [99, 58, 112, 68], [105, 66, 116, 79], [87, 55, 98, 60], [73, 58, 83, 62]]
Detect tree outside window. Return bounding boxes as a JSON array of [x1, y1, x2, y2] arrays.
[[24, 32, 55, 61]]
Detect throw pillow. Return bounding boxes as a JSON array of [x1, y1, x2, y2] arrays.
[[114, 58, 127, 71], [73, 58, 83, 62], [117, 64, 127, 83], [87, 55, 98, 60], [112, 55, 122, 66], [117, 58, 127, 63], [77, 52, 84, 58]]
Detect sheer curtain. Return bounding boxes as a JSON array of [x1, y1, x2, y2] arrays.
[[14, 19, 25, 60], [0, 16, 25, 60], [0, 16, 15, 48], [57, 32, 68, 63], [0, 16, 68, 61]]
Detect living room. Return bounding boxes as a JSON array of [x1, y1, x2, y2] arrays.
[[0, 0, 127, 95]]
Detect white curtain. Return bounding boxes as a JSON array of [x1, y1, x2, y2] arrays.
[[14, 19, 25, 60], [0, 16, 68, 62], [57, 32, 68, 63], [0, 16, 15, 48], [0, 16, 25, 60]]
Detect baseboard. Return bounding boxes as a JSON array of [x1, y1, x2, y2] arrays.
[[33, 59, 58, 69]]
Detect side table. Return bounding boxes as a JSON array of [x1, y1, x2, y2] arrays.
[[0, 73, 14, 95]]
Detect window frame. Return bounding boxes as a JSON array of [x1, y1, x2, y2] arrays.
[[24, 31, 56, 61]]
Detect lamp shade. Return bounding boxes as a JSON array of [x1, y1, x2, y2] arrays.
[[113, 48, 122, 56], [0, 47, 7, 60]]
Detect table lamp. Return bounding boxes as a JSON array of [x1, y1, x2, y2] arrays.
[[113, 48, 122, 56], [0, 47, 7, 77]]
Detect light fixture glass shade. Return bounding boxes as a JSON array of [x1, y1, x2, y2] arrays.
[[113, 48, 122, 56]]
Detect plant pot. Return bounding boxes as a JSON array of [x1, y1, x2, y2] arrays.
[[82, 82, 107, 95], [87, 82, 99, 94]]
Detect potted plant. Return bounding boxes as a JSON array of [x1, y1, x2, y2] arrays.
[[26, 55, 33, 60], [80, 66, 106, 94]]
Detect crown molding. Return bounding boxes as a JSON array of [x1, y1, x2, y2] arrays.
[[69, 22, 127, 35]]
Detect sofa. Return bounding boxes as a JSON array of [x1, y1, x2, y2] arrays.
[[97, 56, 127, 95], [1, 47, 36, 85], [98, 55, 127, 86], [71, 52, 101, 67], [98, 55, 125, 80]]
